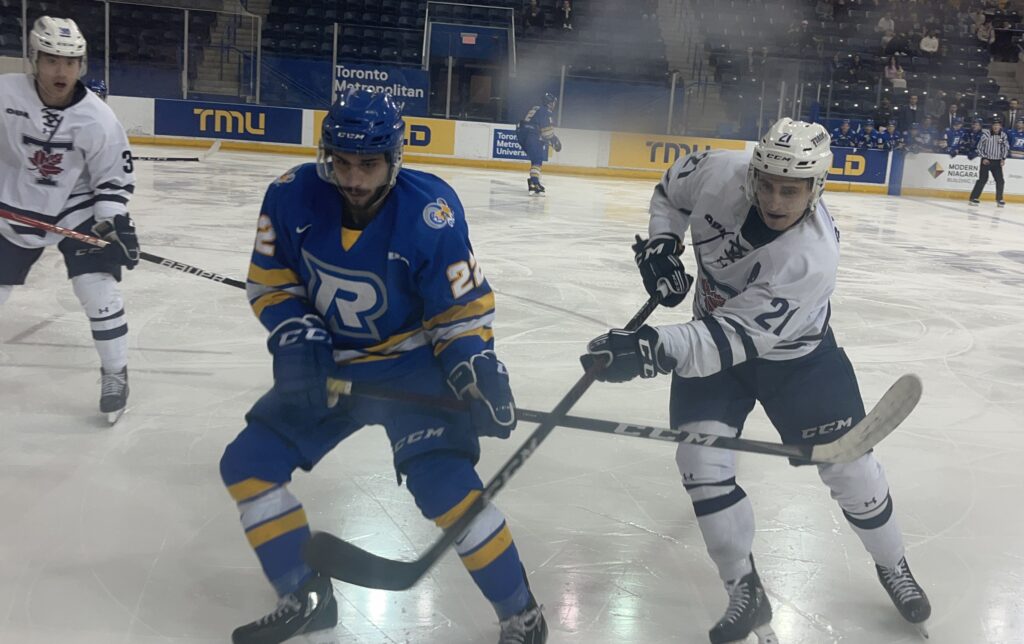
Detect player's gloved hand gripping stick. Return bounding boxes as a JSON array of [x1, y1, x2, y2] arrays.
[[302, 293, 663, 591], [0, 209, 246, 288]]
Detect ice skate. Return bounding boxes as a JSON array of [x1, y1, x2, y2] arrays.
[[528, 177, 544, 195], [100, 366, 128, 424], [968, 198, 980, 205], [709, 558, 778, 644], [877, 556, 931, 638], [997, 200, 1006, 207], [232, 574, 337, 644], [498, 591, 547, 644]]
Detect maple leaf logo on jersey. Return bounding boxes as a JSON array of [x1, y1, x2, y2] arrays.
[[700, 277, 726, 313], [29, 149, 64, 179]]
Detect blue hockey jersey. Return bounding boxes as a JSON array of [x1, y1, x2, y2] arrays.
[[246, 164, 495, 382], [831, 127, 857, 148], [1011, 128, 1024, 158], [519, 104, 556, 142]]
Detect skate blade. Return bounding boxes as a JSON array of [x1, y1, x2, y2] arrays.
[[106, 407, 127, 425], [753, 622, 780, 644], [914, 619, 929, 639]]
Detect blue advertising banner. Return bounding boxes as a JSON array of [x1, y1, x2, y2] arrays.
[[827, 147, 889, 183], [492, 128, 531, 160], [334, 63, 429, 116], [154, 100, 303, 144]]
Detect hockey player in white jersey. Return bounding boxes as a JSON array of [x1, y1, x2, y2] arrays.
[[0, 17, 139, 423], [581, 118, 930, 642]]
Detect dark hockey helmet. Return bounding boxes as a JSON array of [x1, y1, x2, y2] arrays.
[[543, 92, 557, 109], [86, 78, 107, 99], [317, 88, 405, 189]]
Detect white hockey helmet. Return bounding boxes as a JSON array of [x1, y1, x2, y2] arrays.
[[29, 16, 88, 77], [747, 117, 833, 216]]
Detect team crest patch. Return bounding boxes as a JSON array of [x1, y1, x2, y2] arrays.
[[273, 167, 298, 184], [423, 198, 456, 229]]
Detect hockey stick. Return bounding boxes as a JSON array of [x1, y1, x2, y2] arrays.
[[0, 209, 246, 289], [134, 139, 222, 162], [325, 373, 922, 465], [303, 294, 662, 590]]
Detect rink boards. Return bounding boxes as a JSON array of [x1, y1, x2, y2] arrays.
[[109, 96, 1024, 202]]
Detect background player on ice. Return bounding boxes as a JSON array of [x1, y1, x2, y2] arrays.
[[221, 89, 547, 644], [580, 118, 930, 643], [0, 17, 139, 423], [515, 92, 562, 195]]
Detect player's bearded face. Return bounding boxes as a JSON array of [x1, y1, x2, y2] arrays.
[[35, 54, 81, 107], [331, 151, 390, 216], [755, 173, 813, 231]]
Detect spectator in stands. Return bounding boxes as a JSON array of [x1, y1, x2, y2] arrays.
[[876, 12, 895, 34], [874, 97, 895, 130], [523, 0, 544, 33], [944, 102, 961, 129], [977, 19, 996, 56], [844, 53, 865, 81], [884, 55, 906, 88], [559, 0, 573, 30], [919, 30, 940, 56], [1003, 98, 1021, 130]]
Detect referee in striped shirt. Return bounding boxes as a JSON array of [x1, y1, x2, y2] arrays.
[[969, 118, 1010, 206]]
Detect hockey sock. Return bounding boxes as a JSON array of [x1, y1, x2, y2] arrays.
[[72, 273, 128, 371], [226, 478, 313, 596], [818, 455, 905, 569], [530, 166, 541, 180], [440, 492, 531, 619]]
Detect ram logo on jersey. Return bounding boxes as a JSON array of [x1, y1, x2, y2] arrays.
[[423, 197, 456, 229], [302, 250, 387, 340]]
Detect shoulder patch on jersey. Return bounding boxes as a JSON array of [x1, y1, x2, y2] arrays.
[[273, 167, 298, 185], [422, 197, 456, 229]]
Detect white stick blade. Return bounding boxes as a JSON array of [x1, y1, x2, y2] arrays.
[[812, 374, 923, 463]]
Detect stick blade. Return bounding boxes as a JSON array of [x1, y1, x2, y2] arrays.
[[812, 374, 923, 463], [202, 139, 222, 160], [303, 531, 426, 591]]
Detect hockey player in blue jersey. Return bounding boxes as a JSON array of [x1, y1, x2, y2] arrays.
[[516, 92, 562, 194], [1009, 118, 1024, 158], [830, 119, 856, 147], [855, 120, 881, 150], [884, 118, 906, 150], [961, 118, 984, 159], [221, 89, 548, 644], [942, 117, 965, 156]]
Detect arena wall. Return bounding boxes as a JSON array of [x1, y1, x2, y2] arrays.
[[111, 97, 1022, 201]]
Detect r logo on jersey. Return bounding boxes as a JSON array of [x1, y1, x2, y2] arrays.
[[302, 250, 387, 340], [423, 198, 456, 229]]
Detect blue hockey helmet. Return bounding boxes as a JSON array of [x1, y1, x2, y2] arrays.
[[317, 88, 405, 190], [86, 77, 107, 99], [952, 116, 964, 125], [543, 92, 557, 108]]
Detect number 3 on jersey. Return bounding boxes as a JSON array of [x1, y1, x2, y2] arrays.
[[447, 253, 484, 298]]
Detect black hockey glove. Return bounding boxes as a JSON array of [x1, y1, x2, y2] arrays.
[[632, 233, 694, 308], [92, 214, 140, 269], [448, 351, 517, 438], [269, 318, 336, 410], [549, 135, 562, 152], [579, 325, 676, 383]]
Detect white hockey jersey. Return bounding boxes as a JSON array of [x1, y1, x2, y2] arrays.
[[649, 149, 839, 378], [0, 73, 134, 249]]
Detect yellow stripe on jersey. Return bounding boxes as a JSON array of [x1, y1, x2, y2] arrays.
[[228, 478, 277, 502], [433, 327, 494, 357], [251, 291, 297, 317], [246, 507, 309, 549], [423, 292, 495, 330], [341, 227, 362, 251], [540, 127, 554, 138], [247, 265, 301, 287], [346, 353, 403, 364], [433, 490, 482, 529], [461, 524, 513, 572]]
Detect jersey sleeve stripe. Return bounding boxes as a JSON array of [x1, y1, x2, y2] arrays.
[[92, 194, 129, 205], [702, 316, 734, 370], [251, 291, 299, 317], [432, 327, 494, 357], [423, 292, 495, 330], [719, 315, 759, 362], [95, 181, 135, 193], [248, 265, 302, 287]]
